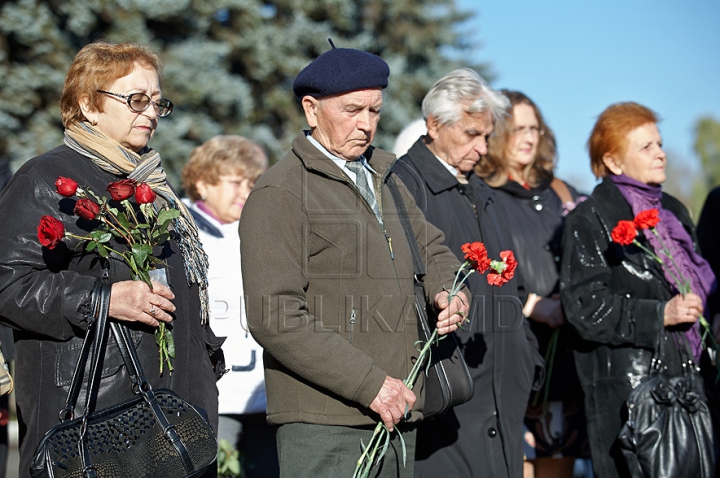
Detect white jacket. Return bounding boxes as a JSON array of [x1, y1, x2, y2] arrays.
[[185, 200, 266, 415]]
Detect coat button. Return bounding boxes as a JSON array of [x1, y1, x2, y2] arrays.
[[487, 428, 497, 438]]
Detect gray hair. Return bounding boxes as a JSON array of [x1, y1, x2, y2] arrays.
[[421, 68, 509, 126]]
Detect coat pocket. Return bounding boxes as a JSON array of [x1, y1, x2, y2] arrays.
[[54, 328, 143, 387]]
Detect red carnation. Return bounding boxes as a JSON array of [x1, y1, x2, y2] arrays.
[[74, 198, 100, 221], [37, 215, 65, 249], [107, 179, 136, 201], [55, 177, 79, 197], [461, 242, 491, 273], [134, 183, 156, 204], [634, 209, 660, 230], [487, 250, 517, 286], [611, 220, 637, 246]]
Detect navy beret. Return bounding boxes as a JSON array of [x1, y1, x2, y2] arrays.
[[293, 43, 390, 100]]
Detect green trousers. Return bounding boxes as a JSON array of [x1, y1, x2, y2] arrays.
[[277, 422, 417, 478]]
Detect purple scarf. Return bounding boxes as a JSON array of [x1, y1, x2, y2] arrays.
[[610, 174, 716, 361]]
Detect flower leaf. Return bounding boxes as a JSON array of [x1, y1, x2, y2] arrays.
[[157, 208, 180, 226], [166, 330, 175, 358], [116, 212, 131, 231]]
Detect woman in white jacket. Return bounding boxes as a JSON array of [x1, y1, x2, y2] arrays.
[[181, 135, 274, 477]]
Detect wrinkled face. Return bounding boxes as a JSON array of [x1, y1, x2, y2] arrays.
[[303, 88, 383, 161], [80, 63, 162, 153], [426, 108, 494, 173], [197, 174, 255, 223], [504, 103, 541, 171], [607, 123, 666, 185]]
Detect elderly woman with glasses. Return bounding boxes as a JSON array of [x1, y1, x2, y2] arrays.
[[477, 90, 589, 478], [0, 41, 221, 478]]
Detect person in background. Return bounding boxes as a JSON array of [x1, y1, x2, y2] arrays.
[[392, 118, 426, 158], [697, 186, 720, 324], [476, 90, 589, 478], [0, 42, 220, 478], [392, 69, 544, 478], [560, 102, 715, 477], [181, 135, 277, 477], [239, 42, 469, 478], [0, 158, 13, 478]]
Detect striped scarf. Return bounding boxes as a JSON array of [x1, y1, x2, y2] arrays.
[[64, 122, 209, 324]]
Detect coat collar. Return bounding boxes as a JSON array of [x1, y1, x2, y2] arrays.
[[404, 137, 460, 194], [292, 131, 396, 181]]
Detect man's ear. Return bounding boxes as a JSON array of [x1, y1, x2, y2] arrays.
[[602, 152, 623, 175], [79, 95, 99, 125], [301, 96, 319, 128], [425, 115, 440, 141]]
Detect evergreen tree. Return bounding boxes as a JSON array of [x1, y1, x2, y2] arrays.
[[694, 116, 720, 190], [0, 0, 491, 188]]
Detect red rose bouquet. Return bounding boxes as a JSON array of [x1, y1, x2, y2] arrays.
[[38, 176, 179, 374], [353, 242, 517, 478], [611, 208, 720, 377]]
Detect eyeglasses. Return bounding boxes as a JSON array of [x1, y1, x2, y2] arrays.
[[97, 90, 174, 118], [510, 125, 544, 137]]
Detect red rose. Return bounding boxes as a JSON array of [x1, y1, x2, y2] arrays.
[[487, 250, 517, 286], [37, 215, 65, 249], [461, 242, 491, 273], [55, 177, 79, 197], [634, 209, 660, 230], [107, 179, 137, 201], [134, 183, 156, 204], [74, 198, 100, 221], [611, 220, 637, 246]]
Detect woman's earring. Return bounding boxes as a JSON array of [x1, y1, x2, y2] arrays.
[[91, 119, 98, 126]]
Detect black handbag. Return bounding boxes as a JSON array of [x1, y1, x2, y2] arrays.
[[618, 331, 715, 478], [387, 176, 474, 417], [31, 283, 217, 478]]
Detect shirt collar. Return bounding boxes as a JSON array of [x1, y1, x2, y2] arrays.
[[306, 133, 377, 175]]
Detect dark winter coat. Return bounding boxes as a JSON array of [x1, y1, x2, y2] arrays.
[[0, 146, 221, 478], [697, 185, 720, 319], [240, 132, 464, 426], [560, 178, 695, 477], [392, 138, 544, 478], [489, 177, 584, 403]]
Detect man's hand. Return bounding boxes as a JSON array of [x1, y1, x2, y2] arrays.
[[434, 290, 469, 335], [369, 376, 416, 432]]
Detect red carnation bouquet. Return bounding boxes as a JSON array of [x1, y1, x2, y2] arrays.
[[37, 176, 180, 374], [611, 208, 720, 375], [354, 242, 517, 478]]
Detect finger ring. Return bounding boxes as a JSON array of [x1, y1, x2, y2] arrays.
[[149, 306, 156, 317]]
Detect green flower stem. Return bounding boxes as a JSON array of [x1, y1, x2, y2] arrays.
[[531, 326, 560, 411], [651, 229, 693, 294], [354, 261, 473, 478]]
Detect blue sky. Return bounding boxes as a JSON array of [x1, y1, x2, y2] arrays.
[[455, 0, 720, 193]]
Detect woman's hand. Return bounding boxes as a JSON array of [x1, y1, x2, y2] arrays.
[[108, 280, 176, 327], [664, 293, 703, 327], [434, 290, 470, 335], [529, 296, 565, 328]]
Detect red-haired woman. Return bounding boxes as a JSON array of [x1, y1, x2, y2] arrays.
[[560, 102, 716, 477]]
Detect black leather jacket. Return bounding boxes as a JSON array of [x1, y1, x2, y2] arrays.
[[0, 145, 221, 478], [560, 178, 696, 476]]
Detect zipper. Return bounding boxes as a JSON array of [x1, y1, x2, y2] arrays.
[[348, 308, 357, 343]]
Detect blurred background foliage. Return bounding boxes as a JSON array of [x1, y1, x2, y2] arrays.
[[0, 0, 490, 189], [2, 0, 718, 220]]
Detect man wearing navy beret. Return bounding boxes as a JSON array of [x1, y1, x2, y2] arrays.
[[240, 41, 469, 477]]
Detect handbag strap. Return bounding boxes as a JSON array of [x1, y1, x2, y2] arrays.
[[550, 177, 573, 204], [59, 283, 111, 421], [386, 175, 425, 278]]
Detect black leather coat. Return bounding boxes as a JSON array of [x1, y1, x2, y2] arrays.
[[0, 146, 221, 478], [560, 178, 695, 477], [393, 138, 544, 478]]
